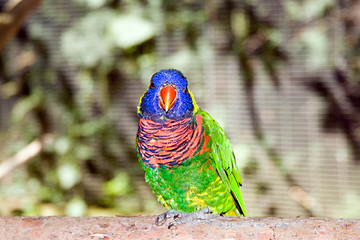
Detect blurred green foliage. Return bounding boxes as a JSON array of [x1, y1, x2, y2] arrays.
[[0, 0, 161, 217]]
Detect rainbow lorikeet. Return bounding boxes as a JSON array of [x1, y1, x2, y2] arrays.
[[136, 69, 246, 227]]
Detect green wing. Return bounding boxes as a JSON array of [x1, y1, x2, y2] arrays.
[[199, 110, 247, 216]]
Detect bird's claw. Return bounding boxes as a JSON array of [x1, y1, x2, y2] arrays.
[[168, 221, 176, 229], [156, 207, 218, 229], [155, 209, 181, 226], [155, 214, 167, 226]]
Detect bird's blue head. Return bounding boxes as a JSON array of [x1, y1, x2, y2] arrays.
[[138, 69, 198, 122]]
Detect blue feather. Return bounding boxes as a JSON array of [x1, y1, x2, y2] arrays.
[[138, 69, 194, 122]]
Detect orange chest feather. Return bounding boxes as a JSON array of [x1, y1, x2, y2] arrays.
[[137, 115, 210, 168]]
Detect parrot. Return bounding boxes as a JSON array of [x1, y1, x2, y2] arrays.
[[136, 69, 246, 228]]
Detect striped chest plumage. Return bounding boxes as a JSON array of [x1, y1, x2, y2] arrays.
[[136, 113, 236, 214], [137, 114, 210, 169]]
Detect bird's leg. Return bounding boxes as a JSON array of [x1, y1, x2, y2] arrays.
[[155, 209, 182, 226], [156, 207, 220, 229], [168, 207, 219, 229]]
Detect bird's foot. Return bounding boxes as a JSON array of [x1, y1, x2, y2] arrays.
[[155, 209, 182, 226], [155, 207, 219, 229]]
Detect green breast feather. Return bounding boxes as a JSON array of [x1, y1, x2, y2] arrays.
[[137, 109, 247, 216]]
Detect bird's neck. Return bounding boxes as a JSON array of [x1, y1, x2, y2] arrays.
[[137, 114, 209, 168]]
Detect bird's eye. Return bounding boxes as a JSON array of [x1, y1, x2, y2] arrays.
[[150, 82, 155, 89]]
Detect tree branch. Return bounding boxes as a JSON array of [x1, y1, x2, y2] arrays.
[[0, 216, 359, 239], [0, 0, 43, 53], [0, 134, 52, 180]]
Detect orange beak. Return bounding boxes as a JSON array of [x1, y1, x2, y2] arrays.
[[159, 85, 177, 112]]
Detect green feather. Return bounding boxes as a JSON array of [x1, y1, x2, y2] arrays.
[[199, 110, 247, 216]]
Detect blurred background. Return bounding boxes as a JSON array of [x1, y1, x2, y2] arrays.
[[1, 0, 360, 218]]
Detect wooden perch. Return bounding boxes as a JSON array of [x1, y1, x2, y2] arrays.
[[0, 216, 359, 240]]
